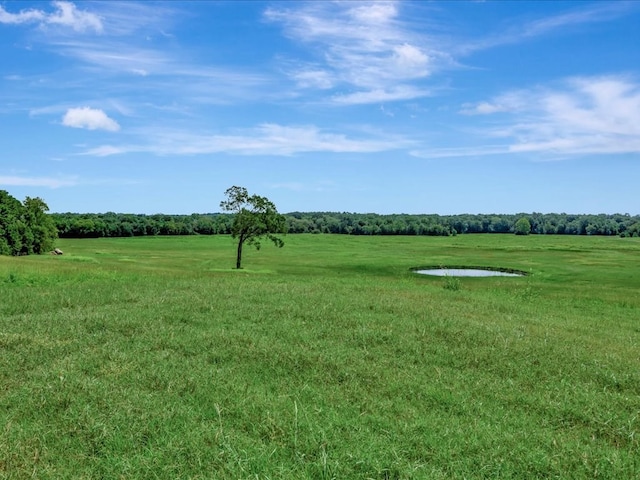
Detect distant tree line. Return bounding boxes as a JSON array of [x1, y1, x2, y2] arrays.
[[51, 212, 233, 238], [49, 211, 640, 238], [0, 190, 58, 255]]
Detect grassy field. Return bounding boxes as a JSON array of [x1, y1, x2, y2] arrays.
[[1, 234, 639, 479]]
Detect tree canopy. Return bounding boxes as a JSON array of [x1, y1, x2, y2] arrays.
[[220, 186, 287, 269], [48, 211, 640, 238], [514, 217, 532, 235], [0, 190, 58, 256]]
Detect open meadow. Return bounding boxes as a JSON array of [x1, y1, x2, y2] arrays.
[[1, 234, 639, 479]]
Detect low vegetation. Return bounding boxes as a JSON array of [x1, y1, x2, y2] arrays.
[[1, 234, 638, 478]]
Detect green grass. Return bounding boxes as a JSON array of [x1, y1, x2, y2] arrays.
[[1, 234, 639, 479]]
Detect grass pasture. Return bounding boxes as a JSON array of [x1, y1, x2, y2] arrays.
[[1, 234, 639, 479]]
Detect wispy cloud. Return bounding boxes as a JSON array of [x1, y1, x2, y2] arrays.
[[332, 86, 432, 105], [264, 1, 638, 107], [416, 75, 640, 159], [0, 1, 103, 33], [0, 5, 44, 24], [265, 1, 446, 104], [52, 40, 171, 75], [62, 107, 120, 131], [459, 91, 529, 115], [2, 1, 268, 104], [458, 2, 637, 54], [88, 1, 181, 37], [291, 68, 335, 90], [518, 2, 634, 39], [84, 145, 125, 157], [81, 123, 412, 157], [495, 76, 640, 155], [411, 145, 512, 160], [0, 175, 78, 188]]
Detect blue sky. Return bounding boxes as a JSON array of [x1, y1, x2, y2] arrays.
[[1, 1, 639, 215]]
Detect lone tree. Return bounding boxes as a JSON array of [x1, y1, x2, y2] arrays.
[[220, 186, 286, 269]]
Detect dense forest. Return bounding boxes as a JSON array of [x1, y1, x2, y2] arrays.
[[50, 211, 640, 238], [0, 190, 58, 255]]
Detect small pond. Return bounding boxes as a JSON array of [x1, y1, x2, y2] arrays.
[[414, 268, 525, 277]]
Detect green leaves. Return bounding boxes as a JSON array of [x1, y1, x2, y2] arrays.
[[220, 186, 287, 268], [514, 217, 532, 235], [0, 190, 58, 256]]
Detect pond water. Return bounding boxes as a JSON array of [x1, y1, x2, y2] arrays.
[[415, 268, 524, 277]]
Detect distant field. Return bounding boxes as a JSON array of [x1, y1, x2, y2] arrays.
[[1, 234, 639, 479]]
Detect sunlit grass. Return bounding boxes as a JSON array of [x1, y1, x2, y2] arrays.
[[1, 234, 639, 478]]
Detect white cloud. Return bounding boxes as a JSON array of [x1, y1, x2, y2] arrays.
[[501, 77, 640, 154], [460, 101, 508, 115], [349, 2, 398, 24], [0, 175, 77, 188], [266, 1, 635, 107], [84, 145, 125, 156], [0, 1, 102, 33], [62, 107, 120, 131], [332, 86, 431, 105], [163, 123, 410, 156], [52, 40, 171, 75], [441, 75, 640, 159], [410, 145, 511, 159], [459, 2, 637, 55], [520, 3, 633, 39], [80, 123, 412, 157], [88, 1, 180, 37], [292, 69, 334, 89], [265, 1, 443, 104], [393, 43, 429, 76], [41, 38, 272, 105], [460, 92, 528, 115], [47, 1, 103, 33], [0, 6, 45, 24]]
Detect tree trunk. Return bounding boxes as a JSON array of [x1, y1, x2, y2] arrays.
[[236, 236, 244, 269]]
